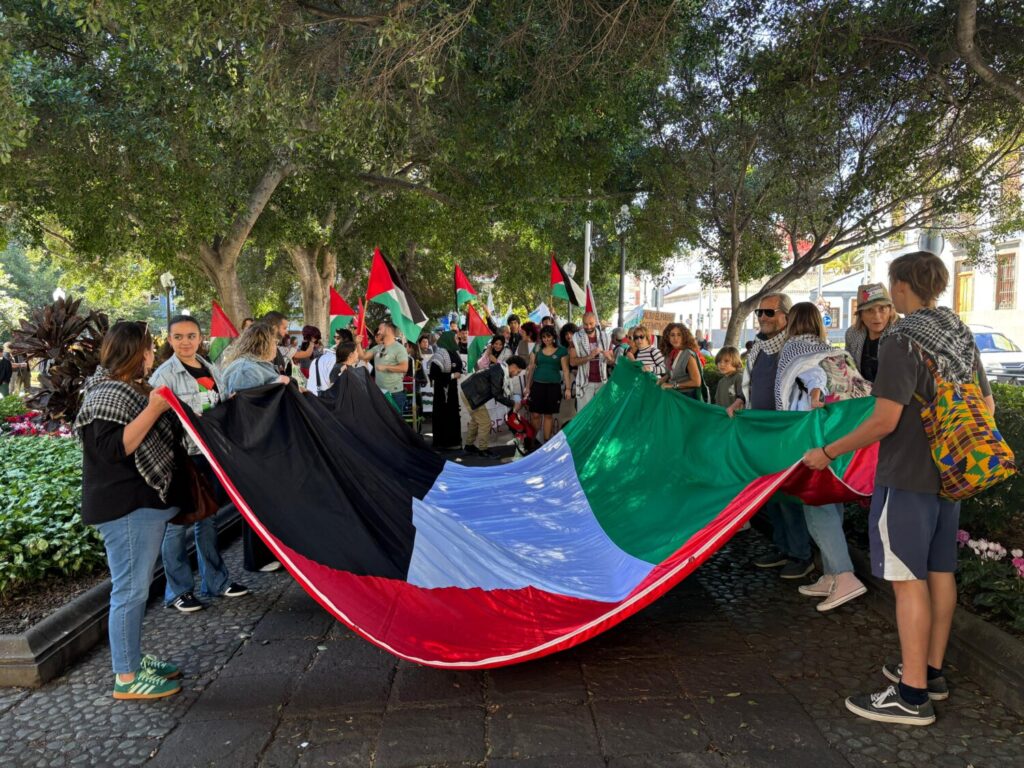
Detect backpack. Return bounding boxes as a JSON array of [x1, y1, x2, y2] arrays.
[[914, 352, 1016, 501], [819, 352, 872, 403]]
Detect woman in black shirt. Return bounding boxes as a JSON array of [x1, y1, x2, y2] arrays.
[[74, 322, 188, 701], [845, 283, 896, 382]]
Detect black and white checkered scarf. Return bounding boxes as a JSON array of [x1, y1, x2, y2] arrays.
[[881, 307, 975, 384], [774, 334, 834, 411], [74, 369, 177, 501]]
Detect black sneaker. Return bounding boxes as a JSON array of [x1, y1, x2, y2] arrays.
[[845, 684, 936, 726], [463, 444, 479, 454], [779, 558, 815, 579], [882, 663, 949, 701], [753, 548, 788, 568], [168, 592, 204, 613], [222, 582, 249, 598]]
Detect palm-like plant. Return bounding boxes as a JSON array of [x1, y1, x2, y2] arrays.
[[9, 295, 109, 423]]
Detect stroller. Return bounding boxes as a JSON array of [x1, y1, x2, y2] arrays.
[[506, 410, 541, 458]]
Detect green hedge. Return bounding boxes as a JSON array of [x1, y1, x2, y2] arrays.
[[0, 436, 105, 595], [0, 394, 29, 420]]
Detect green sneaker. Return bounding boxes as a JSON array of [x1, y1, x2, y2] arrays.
[[113, 670, 181, 700], [141, 654, 181, 680]]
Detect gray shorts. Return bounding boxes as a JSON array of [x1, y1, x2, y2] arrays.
[[868, 486, 960, 581]]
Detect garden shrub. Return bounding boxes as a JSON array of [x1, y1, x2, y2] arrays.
[[0, 394, 29, 420], [0, 436, 104, 595]]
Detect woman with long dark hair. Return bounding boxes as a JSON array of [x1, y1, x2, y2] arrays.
[[74, 321, 189, 700], [427, 331, 464, 450], [659, 322, 703, 396], [525, 324, 572, 443]]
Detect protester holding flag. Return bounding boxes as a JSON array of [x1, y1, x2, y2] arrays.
[[524, 325, 572, 444], [631, 325, 666, 375], [570, 312, 615, 411], [460, 355, 528, 458], [149, 316, 248, 613], [428, 331, 464, 451], [659, 323, 703, 397], [360, 320, 410, 411]]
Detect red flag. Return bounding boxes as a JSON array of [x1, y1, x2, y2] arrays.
[[353, 298, 368, 347], [465, 302, 491, 337], [455, 264, 477, 307], [585, 282, 597, 316], [210, 301, 239, 338]]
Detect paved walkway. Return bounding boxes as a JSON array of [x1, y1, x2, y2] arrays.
[[1, 529, 1022, 767]]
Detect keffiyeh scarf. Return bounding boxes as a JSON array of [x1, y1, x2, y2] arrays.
[[74, 369, 177, 501], [745, 331, 787, 374], [882, 307, 976, 384], [774, 334, 834, 411], [845, 325, 867, 370]]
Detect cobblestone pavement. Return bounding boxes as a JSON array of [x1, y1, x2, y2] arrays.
[[1, 530, 1022, 767]]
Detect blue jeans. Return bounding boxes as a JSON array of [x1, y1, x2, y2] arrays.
[[161, 515, 231, 602], [804, 503, 854, 574], [95, 507, 178, 674], [766, 498, 812, 561], [390, 390, 408, 413]]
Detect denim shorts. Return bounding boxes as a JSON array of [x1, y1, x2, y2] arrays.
[[868, 485, 960, 581]]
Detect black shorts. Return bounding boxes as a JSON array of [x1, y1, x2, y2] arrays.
[[529, 381, 563, 414]]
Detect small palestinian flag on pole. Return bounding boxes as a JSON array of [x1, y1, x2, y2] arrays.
[[353, 298, 368, 348], [550, 253, 584, 306], [367, 248, 429, 342], [208, 301, 239, 362], [454, 264, 477, 309], [585, 282, 599, 324], [465, 302, 492, 372], [329, 288, 357, 338]]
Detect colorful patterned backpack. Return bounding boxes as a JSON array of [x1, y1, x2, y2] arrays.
[[915, 354, 1016, 501]]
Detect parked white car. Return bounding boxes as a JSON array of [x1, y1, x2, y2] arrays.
[[970, 325, 1024, 385]]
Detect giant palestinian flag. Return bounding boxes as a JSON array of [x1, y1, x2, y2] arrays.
[[551, 253, 585, 306], [159, 362, 877, 668], [367, 248, 429, 342]]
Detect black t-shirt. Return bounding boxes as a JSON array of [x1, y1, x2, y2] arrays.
[[860, 336, 880, 382], [80, 419, 188, 525], [182, 360, 219, 412], [872, 333, 990, 494]]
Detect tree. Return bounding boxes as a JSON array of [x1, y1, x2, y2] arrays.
[[956, 0, 1024, 107]]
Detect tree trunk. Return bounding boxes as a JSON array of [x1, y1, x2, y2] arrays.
[[287, 244, 337, 333], [724, 245, 743, 347], [196, 243, 253, 326]]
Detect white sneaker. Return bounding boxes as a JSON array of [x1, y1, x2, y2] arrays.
[[817, 573, 867, 612], [798, 574, 835, 597], [259, 561, 282, 573]]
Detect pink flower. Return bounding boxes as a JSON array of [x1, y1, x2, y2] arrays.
[[1014, 558, 1024, 579], [956, 529, 970, 548]]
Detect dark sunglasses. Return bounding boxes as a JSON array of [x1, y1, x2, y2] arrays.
[[754, 308, 781, 318], [632, 335, 645, 340]]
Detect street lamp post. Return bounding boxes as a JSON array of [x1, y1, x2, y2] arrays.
[[159, 272, 175, 321], [615, 204, 631, 327], [564, 260, 576, 323]]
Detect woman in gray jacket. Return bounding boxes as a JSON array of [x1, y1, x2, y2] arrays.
[[149, 315, 248, 613]]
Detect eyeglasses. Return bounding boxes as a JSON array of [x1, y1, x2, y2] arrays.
[[632, 335, 645, 340], [753, 308, 782, 318]]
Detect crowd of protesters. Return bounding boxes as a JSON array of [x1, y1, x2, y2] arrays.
[[66, 250, 1004, 731]]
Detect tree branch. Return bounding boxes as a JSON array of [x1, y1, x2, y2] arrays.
[[221, 160, 296, 261], [957, 0, 1024, 105], [356, 172, 453, 204]]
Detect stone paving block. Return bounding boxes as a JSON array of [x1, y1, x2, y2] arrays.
[[148, 717, 276, 768], [220, 637, 320, 678], [607, 753, 726, 768], [258, 714, 382, 768], [313, 634, 395, 669], [593, 697, 709, 757], [487, 702, 601, 759], [375, 706, 485, 768], [486, 657, 587, 705], [488, 756, 606, 768], [183, 671, 295, 720], [717, 746, 854, 768], [250, 610, 335, 642], [582, 656, 683, 700], [286, 662, 393, 715], [695, 688, 839, 753], [273, 584, 327, 614], [672, 657, 785, 698], [388, 662, 484, 709]]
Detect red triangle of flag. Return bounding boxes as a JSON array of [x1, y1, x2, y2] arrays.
[[454, 264, 477, 295], [367, 248, 393, 299], [210, 301, 239, 338], [465, 303, 491, 337], [353, 298, 368, 347], [330, 287, 356, 317]]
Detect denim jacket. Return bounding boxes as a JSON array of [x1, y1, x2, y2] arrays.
[[221, 357, 281, 397], [149, 354, 225, 455]]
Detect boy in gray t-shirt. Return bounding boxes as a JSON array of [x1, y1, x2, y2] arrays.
[[801, 250, 997, 727]]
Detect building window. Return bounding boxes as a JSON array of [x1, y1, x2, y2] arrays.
[[955, 260, 974, 313], [849, 297, 858, 326], [995, 251, 1017, 310], [720, 307, 732, 329]]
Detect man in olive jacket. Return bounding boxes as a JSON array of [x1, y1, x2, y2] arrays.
[[459, 355, 527, 458]]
